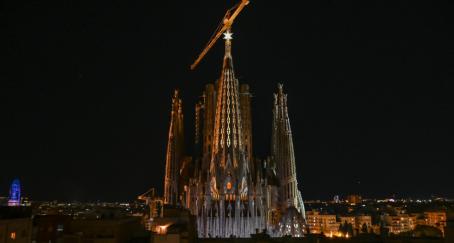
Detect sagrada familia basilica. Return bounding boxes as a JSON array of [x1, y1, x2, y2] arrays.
[[162, 31, 306, 238]]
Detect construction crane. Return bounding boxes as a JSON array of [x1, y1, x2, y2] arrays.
[[190, 0, 250, 70], [137, 188, 164, 219]]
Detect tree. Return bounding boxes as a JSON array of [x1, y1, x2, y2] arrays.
[[379, 222, 389, 238], [412, 225, 443, 238], [361, 223, 368, 234], [346, 223, 354, 236], [338, 222, 345, 234]]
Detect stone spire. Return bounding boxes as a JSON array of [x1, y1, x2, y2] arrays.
[[210, 29, 249, 182], [272, 84, 306, 218], [164, 90, 184, 205]]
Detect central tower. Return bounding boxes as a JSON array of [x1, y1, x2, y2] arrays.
[[210, 30, 250, 197], [193, 31, 266, 238]]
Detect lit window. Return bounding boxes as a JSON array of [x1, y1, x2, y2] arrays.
[[57, 225, 64, 232], [10, 232, 16, 240]]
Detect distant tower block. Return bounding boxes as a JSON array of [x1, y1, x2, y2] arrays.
[[163, 90, 185, 205], [8, 179, 21, 206]]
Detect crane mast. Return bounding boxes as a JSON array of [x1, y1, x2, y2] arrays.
[[190, 0, 250, 70], [138, 188, 164, 231]]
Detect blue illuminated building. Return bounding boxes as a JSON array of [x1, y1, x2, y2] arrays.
[[8, 179, 21, 206]]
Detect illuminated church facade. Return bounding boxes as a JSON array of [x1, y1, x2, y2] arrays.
[[163, 31, 306, 238]]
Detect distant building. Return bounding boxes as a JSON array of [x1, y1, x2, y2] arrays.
[[0, 207, 32, 243], [383, 214, 416, 234], [21, 197, 31, 207], [8, 179, 21, 207], [345, 195, 362, 205], [306, 210, 340, 237], [423, 211, 447, 236], [338, 216, 355, 226]]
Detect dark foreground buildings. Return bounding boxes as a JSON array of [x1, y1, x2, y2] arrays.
[[32, 214, 147, 243], [0, 207, 32, 243]]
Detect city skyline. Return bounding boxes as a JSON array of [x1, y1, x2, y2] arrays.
[[3, 1, 453, 201]]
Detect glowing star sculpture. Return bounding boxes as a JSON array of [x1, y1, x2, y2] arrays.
[[8, 179, 21, 206], [223, 30, 233, 40]]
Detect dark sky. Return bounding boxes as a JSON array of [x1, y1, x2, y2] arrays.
[[2, 1, 453, 201]]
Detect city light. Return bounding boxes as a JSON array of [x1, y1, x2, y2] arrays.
[[156, 224, 170, 235]]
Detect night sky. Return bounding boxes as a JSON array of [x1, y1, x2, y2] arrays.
[[2, 1, 453, 201]]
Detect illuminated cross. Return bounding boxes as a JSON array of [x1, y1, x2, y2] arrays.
[[223, 30, 233, 40]]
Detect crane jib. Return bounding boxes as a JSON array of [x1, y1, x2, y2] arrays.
[[190, 0, 250, 70]]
